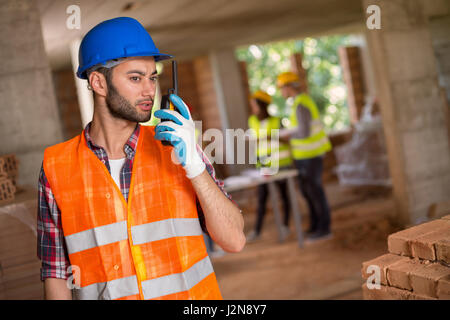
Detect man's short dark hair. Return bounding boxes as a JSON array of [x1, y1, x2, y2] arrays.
[[87, 67, 114, 96]]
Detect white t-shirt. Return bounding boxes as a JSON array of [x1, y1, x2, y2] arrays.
[[109, 158, 126, 189]]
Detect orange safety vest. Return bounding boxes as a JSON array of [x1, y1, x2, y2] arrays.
[[43, 125, 222, 300]]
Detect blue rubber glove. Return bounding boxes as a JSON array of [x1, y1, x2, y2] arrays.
[[154, 94, 205, 179]]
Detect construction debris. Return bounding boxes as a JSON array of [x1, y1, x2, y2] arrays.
[[0, 179, 16, 205], [0, 154, 19, 205]]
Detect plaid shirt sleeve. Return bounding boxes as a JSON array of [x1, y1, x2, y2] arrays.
[[37, 163, 70, 280], [195, 145, 234, 235]]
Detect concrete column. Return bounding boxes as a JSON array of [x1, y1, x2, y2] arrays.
[[70, 39, 94, 128], [210, 49, 250, 131], [0, 0, 63, 187], [209, 49, 251, 175], [191, 55, 229, 178], [363, 0, 450, 225]]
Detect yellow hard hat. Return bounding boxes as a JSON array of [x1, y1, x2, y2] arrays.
[[276, 71, 300, 87], [250, 90, 272, 104]]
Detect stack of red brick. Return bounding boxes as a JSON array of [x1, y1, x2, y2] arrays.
[[0, 154, 18, 205], [361, 215, 450, 299]]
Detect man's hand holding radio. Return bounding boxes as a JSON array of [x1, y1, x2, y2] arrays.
[[154, 94, 206, 179]]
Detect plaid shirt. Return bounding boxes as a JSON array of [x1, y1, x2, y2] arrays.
[[37, 122, 231, 280]]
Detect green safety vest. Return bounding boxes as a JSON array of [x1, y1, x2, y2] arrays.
[[287, 93, 332, 159], [248, 115, 293, 168]]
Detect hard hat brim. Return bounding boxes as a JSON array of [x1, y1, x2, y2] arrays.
[[77, 52, 173, 79]]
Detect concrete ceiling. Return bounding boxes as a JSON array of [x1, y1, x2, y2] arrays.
[[37, 0, 365, 70]]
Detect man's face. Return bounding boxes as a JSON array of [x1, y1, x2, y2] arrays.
[[105, 57, 158, 123], [249, 98, 260, 116]]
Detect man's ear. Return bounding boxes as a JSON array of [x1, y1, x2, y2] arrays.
[[89, 71, 108, 97]]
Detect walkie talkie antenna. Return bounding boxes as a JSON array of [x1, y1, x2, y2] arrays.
[[172, 60, 178, 95]]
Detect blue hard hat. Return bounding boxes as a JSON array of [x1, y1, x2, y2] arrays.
[[76, 17, 172, 79]]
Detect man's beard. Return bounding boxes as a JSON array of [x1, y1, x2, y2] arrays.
[[105, 82, 152, 123]]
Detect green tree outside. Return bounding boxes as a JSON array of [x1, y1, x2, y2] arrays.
[[236, 35, 354, 131]]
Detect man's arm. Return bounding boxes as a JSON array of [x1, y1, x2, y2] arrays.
[[44, 278, 72, 300], [292, 104, 311, 139], [279, 103, 311, 142], [37, 164, 72, 300], [190, 170, 245, 253]]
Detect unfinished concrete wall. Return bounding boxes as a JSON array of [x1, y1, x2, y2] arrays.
[[210, 49, 249, 132], [0, 0, 63, 188], [210, 49, 252, 176], [363, 0, 450, 225]]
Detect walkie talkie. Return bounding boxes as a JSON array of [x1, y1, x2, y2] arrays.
[[160, 60, 178, 146]]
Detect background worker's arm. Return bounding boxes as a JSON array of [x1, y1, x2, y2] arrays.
[[279, 103, 311, 142], [154, 94, 245, 253], [44, 278, 72, 300]]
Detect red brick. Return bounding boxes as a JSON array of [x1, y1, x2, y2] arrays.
[[410, 262, 450, 298], [408, 292, 438, 300], [437, 275, 450, 299], [387, 258, 422, 290], [442, 215, 450, 221], [362, 284, 410, 300], [436, 239, 450, 264], [387, 220, 450, 256], [361, 254, 407, 286], [411, 228, 450, 261]]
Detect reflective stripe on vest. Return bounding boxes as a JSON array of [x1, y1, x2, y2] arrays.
[[310, 119, 326, 136], [65, 220, 128, 254], [73, 255, 214, 300], [131, 218, 203, 245], [65, 218, 204, 254], [288, 94, 332, 159], [73, 275, 140, 300], [43, 126, 222, 300], [248, 115, 292, 168], [141, 256, 213, 300]]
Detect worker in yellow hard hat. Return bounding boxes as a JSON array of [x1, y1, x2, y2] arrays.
[[246, 90, 293, 242], [277, 71, 332, 242]]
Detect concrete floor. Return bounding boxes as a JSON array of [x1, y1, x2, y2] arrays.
[[211, 181, 395, 300]]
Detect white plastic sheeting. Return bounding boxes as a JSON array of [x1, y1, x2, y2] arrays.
[[334, 98, 391, 186]]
